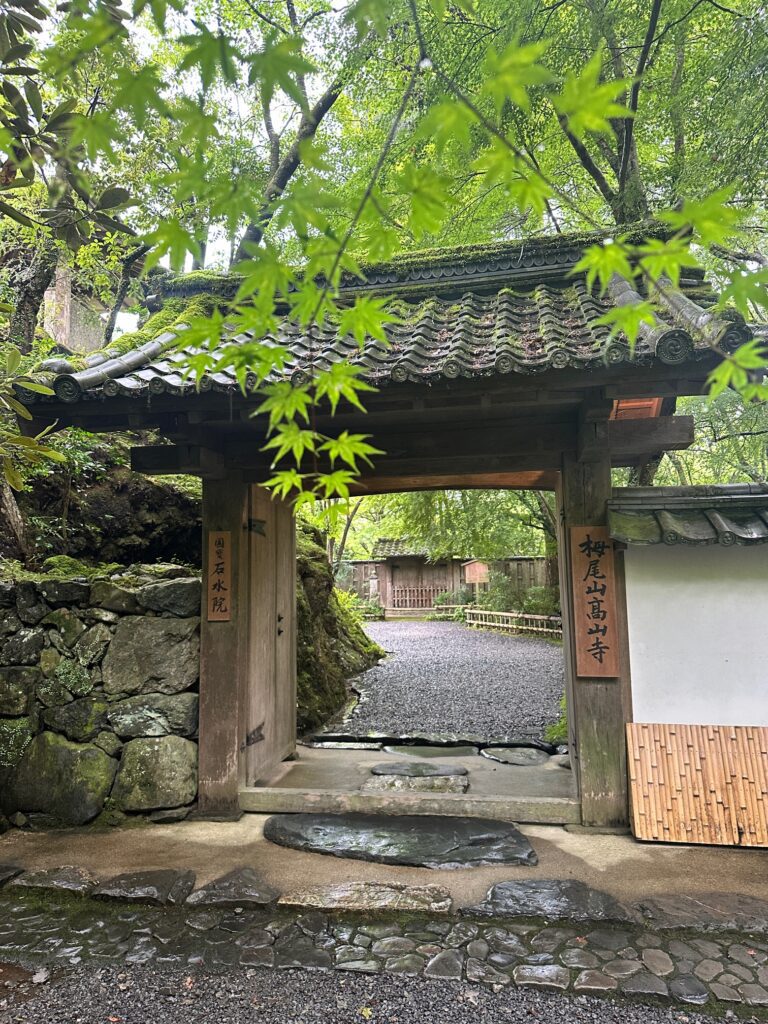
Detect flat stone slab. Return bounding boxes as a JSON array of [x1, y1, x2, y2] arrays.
[[280, 881, 452, 914], [463, 879, 634, 923], [186, 868, 278, 908], [263, 813, 537, 869], [370, 762, 468, 778], [635, 893, 768, 934], [361, 775, 468, 794], [383, 745, 478, 758], [481, 746, 550, 766], [8, 866, 97, 895], [94, 869, 195, 906]]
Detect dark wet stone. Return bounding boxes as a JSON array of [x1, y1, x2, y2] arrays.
[[94, 869, 195, 906], [424, 949, 464, 979], [336, 957, 380, 973], [385, 954, 425, 976], [240, 946, 274, 967], [237, 929, 274, 949], [0, 865, 23, 887], [670, 975, 710, 1005], [361, 923, 402, 939], [135, 579, 201, 617], [149, 805, 193, 824], [39, 580, 90, 607], [466, 958, 511, 986], [185, 911, 222, 931], [383, 745, 478, 758], [186, 868, 278, 908], [485, 928, 528, 957], [372, 936, 416, 956], [621, 971, 669, 997], [445, 922, 478, 947], [295, 912, 327, 936], [463, 879, 632, 923], [512, 964, 570, 990], [561, 948, 600, 969], [574, 970, 618, 993], [636, 892, 768, 934], [9, 865, 96, 895], [481, 746, 550, 766], [16, 582, 50, 625], [585, 929, 633, 951], [531, 927, 575, 952], [467, 938, 489, 960], [263, 813, 537, 869], [370, 761, 468, 777], [642, 947, 675, 976]]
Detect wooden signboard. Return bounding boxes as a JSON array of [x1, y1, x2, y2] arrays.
[[464, 560, 490, 585], [569, 526, 619, 678], [207, 530, 232, 621]]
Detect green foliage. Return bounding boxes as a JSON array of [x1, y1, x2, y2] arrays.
[[544, 694, 568, 745], [521, 586, 560, 617], [476, 569, 523, 612], [433, 587, 472, 607]]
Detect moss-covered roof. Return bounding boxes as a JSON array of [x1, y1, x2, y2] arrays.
[[18, 227, 756, 406]]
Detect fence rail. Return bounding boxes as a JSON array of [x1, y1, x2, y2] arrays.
[[464, 607, 563, 639], [391, 586, 442, 609]]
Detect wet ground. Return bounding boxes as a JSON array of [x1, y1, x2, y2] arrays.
[[337, 621, 564, 742]]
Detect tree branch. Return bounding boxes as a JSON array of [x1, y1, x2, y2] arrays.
[[557, 116, 617, 208], [618, 0, 663, 192], [103, 244, 149, 345]]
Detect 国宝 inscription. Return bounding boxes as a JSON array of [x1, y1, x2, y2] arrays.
[[570, 526, 619, 678], [207, 531, 232, 622]]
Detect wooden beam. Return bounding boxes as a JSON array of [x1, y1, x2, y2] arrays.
[[348, 470, 559, 494]]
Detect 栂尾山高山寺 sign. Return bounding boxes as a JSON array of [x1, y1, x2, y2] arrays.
[[570, 526, 619, 678]]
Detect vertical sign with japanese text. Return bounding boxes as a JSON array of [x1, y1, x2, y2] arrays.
[[207, 531, 232, 622], [570, 526, 619, 678]]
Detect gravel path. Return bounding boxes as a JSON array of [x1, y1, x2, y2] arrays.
[[2, 965, 746, 1024], [339, 621, 564, 742]]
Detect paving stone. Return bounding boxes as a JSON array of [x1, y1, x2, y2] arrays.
[[602, 958, 641, 979], [466, 958, 511, 986], [616, 946, 639, 959], [336, 944, 368, 964], [466, 939, 489, 960], [445, 922, 477, 947], [525, 952, 555, 965], [464, 879, 632, 923], [719, 971, 745, 987], [361, 775, 469, 794], [186, 868, 278, 908], [727, 963, 755, 982], [693, 958, 723, 982], [759, 965, 768, 986], [385, 954, 425, 975], [741, 984, 768, 1006], [710, 982, 742, 1003], [561, 948, 600, 969], [370, 761, 468, 777], [636, 932, 663, 948], [512, 964, 570, 991], [335, 958, 380, 973], [424, 949, 464, 979], [670, 975, 710, 1005], [635, 892, 768, 935], [730, 943, 767, 967], [94, 869, 195, 906], [641, 947, 675, 976], [573, 970, 618, 994], [354, 935, 372, 949], [531, 927, 575, 952], [372, 937, 416, 956], [383, 745, 478, 758], [361, 923, 402, 939], [485, 928, 528, 957], [481, 746, 550, 766], [417, 944, 443, 957], [691, 938, 723, 958], [240, 947, 274, 967], [621, 971, 669, 997], [275, 944, 333, 970], [265, 813, 537, 869], [585, 929, 633, 952], [9, 866, 97, 895], [185, 911, 222, 931], [278, 881, 452, 914], [668, 939, 702, 961]]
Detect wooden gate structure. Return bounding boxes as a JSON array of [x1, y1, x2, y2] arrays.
[[18, 230, 756, 827]]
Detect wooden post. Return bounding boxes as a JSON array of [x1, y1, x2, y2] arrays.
[[557, 453, 631, 827], [198, 473, 250, 819]]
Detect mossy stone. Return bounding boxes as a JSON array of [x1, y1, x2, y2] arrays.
[[93, 730, 123, 757], [39, 647, 62, 678], [0, 667, 38, 715], [36, 675, 74, 708], [74, 623, 112, 667], [112, 735, 197, 811], [6, 731, 117, 825], [43, 608, 86, 648], [0, 716, 32, 769], [42, 696, 109, 742], [54, 657, 93, 697]]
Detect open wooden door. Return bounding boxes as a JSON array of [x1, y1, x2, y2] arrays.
[[245, 485, 297, 785]]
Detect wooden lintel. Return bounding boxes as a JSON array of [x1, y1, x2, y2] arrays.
[[131, 444, 228, 478], [606, 415, 694, 455], [348, 470, 560, 494]]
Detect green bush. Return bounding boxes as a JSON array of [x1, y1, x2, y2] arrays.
[[545, 694, 568, 744], [475, 569, 523, 612], [334, 588, 383, 621], [521, 585, 561, 616], [434, 587, 472, 606]]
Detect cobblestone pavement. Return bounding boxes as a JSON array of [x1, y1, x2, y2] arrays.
[[340, 621, 564, 742], [2, 887, 767, 1018], [3, 963, 763, 1024]]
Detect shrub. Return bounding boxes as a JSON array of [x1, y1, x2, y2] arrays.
[[522, 585, 561, 616], [475, 569, 523, 612], [434, 587, 472, 607]]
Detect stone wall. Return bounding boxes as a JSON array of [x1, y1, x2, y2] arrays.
[[0, 569, 201, 828]]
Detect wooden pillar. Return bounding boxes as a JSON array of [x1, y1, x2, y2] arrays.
[[557, 454, 632, 827], [197, 473, 250, 819]]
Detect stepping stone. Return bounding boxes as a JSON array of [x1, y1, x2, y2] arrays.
[[384, 745, 477, 758], [670, 975, 710, 1005], [642, 947, 675, 976], [370, 762, 468, 777], [186, 868, 278, 908], [361, 775, 468, 794], [462, 879, 634, 923], [278, 881, 452, 914], [482, 747, 550, 766], [385, 954, 425, 975], [263, 813, 537, 869], [94, 869, 195, 906], [8, 866, 97, 895], [621, 971, 669, 997], [512, 964, 571, 991], [0, 865, 23, 888], [573, 970, 618, 994], [635, 892, 768, 934], [466, 959, 511, 987], [425, 949, 464, 979]]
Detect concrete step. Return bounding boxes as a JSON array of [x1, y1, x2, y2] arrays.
[[239, 786, 581, 824]]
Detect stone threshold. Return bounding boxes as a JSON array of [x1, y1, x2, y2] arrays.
[[238, 787, 581, 824]]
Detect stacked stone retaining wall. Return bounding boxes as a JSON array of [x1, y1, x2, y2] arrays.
[[0, 570, 201, 828]]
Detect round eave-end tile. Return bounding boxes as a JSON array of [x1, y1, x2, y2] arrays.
[[263, 813, 538, 869]]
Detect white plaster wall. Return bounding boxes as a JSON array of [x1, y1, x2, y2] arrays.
[[624, 544, 768, 726]]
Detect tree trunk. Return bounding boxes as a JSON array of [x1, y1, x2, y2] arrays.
[[103, 245, 149, 346], [0, 479, 27, 562], [8, 239, 59, 353]]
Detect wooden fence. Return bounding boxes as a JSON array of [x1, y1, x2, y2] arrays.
[[391, 586, 441, 609], [464, 607, 563, 639]]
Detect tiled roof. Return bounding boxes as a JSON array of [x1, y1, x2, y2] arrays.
[[23, 231, 757, 406], [371, 539, 426, 559], [608, 484, 768, 546]]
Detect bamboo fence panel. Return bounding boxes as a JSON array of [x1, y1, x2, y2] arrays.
[[464, 608, 563, 639]]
